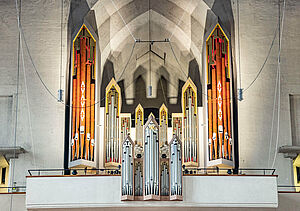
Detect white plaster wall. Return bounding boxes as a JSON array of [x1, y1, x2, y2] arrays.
[[0, 0, 69, 187], [231, 0, 300, 185], [0, 194, 26, 211]]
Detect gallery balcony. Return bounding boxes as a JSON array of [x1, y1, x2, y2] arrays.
[[26, 168, 278, 209]]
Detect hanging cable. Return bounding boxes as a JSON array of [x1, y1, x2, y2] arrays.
[[271, 0, 286, 169], [168, 41, 188, 80], [267, 63, 279, 167], [149, 0, 152, 96], [116, 41, 136, 81], [20, 35, 37, 168], [59, 0, 63, 91], [10, 1, 21, 210], [15, 15, 104, 108], [243, 24, 279, 93], [237, 0, 242, 89], [110, 0, 136, 41]]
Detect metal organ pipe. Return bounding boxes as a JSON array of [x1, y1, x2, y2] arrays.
[[121, 138, 133, 197], [170, 136, 182, 197], [144, 118, 160, 199]]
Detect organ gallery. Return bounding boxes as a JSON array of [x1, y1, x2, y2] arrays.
[[68, 22, 235, 201]]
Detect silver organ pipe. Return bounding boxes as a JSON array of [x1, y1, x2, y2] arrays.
[[121, 136, 134, 197], [170, 136, 182, 197], [182, 79, 198, 167], [111, 95, 114, 162], [134, 162, 143, 196], [144, 116, 160, 199], [160, 162, 169, 196]]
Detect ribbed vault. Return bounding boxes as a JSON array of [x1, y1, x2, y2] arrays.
[[85, 0, 220, 111]]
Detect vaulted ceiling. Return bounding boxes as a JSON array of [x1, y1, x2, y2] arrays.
[[76, 0, 232, 110]]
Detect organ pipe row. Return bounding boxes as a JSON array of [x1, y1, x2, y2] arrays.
[[70, 25, 96, 162], [135, 104, 144, 147], [182, 79, 198, 167], [105, 79, 121, 167], [172, 113, 183, 142], [159, 104, 168, 146], [121, 111, 182, 201], [160, 161, 169, 196], [170, 136, 183, 200], [134, 160, 143, 197], [206, 24, 233, 161], [69, 24, 235, 179], [120, 114, 131, 145], [121, 136, 134, 200], [144, 116, 160, 199]]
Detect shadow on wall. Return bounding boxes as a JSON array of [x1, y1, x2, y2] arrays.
[[100, 60, 115, 107], [188, 59, 202, 107]]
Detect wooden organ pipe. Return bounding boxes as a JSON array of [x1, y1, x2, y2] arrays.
[[85, 38, 91, 160], [207, 25, 233, 162], [79, 36, 86, 159], [222, 57, 228, 159], [70, 26, 96, 163], [75, 49, 81, 159], [71, 49, 77, 160], [216, 38, 223, 158]]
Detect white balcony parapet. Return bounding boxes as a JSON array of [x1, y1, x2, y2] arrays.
[[26, 175, 278, 209]]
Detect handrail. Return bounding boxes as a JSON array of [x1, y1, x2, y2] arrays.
[[28, 168, 121, 176], [182, 167, 276, 176], [28, 167, 275, 176]]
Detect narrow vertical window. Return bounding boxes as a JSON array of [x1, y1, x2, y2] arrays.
[[1, 168, 6, 184]]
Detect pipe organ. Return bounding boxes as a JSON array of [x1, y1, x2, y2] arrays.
[[170, 135, 183, 200], [135, 104, 144, 147], [70, 24, 96, 165], [182, 78, 198, 167], [206, 24, 233, 166], [105, 78, 121, 168], [159, 104, 168, 146], [121, 135, 134, 200], [160, 160, 169, 197], [172, 113, 183, 141], [134, 159, 143, 198], [144, 115, 160, 200], [120, 113, 131, 143]]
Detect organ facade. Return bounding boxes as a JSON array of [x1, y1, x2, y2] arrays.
[[67, 23, 236, 201], [69, 24, 97, 168], [105, 78, 122, 168], [205, 23, 234, 167]]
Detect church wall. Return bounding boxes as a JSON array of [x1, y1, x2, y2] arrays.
[[0, 0, 70, 187], [0, 0, 300, 203], [231, 0, 300, 185]]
